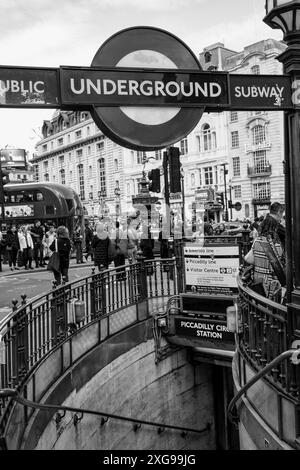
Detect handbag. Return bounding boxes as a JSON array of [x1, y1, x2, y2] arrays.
[[47, 239, 60, 273], [244, 247, 254, 265]]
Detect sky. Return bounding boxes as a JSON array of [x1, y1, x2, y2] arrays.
[[0, 0, 283, 155]]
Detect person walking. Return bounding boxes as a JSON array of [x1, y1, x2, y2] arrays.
[[6, 224, 20, 271], [92, 223, 110, 271], [18, 225, 34, 270], [30, 220, 45, 267], [124, 217, 138, 263], [73, 225, 84, 264], [85, 222, 94, 261], [247, 209, 286, 301], [110, 221, 127, 279], [49, 226, 71, 285], [44, 225, 56, 260]]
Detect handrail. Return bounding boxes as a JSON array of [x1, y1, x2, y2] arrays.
[[0, 257, 178, 436], [228, 349, 300, 425], [237, 272, 287, 315], [0, 389, 210, 438]]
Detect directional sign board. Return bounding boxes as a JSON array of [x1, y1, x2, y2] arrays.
[[184, 243, 239, 296]]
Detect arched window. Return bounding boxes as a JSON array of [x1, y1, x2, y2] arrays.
[[98, 158, 106, 196], [252, 125, 266, 145], [202, 124, 216, 151]]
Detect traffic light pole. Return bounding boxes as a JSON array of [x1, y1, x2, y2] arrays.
[[163, 150, 170, 231], [221, 163, 229, 222]]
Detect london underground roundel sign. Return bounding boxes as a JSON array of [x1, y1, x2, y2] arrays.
[[90, 27, 204, 151]]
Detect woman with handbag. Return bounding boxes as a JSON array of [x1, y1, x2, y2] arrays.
[[246, 215, 286, 301], [92, 223, 110, 271], [6, 224, 20, 271], [49, 226, 71, 285]]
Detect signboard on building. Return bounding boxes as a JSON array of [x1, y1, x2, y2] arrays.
[[5, 205, 34, 217], [174, 317, 234, 343], [184, 243, 239, 296], [0, 149, 26, 169]]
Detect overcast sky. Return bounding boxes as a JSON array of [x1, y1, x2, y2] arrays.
[[0, 0, 282, 155]]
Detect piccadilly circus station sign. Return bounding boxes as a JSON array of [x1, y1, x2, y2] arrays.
[[0, 26, 296, 151]]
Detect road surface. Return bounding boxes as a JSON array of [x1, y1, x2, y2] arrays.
[[0, 264, 94, 322]]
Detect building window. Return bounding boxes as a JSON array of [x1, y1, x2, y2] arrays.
[[114, 158, 119, 171], [58, 155, 64, 165], [230, 111, 238, 122], [57, 137, 63, 146], [96, 141, 104, 152], [252, 125, 266, 145], [87, 146, 91, 155], [98, 158, 106, 196], [52, 174, 56, 182], [51, 158, 54, 166], [75, 130, 82, 140], [202, 124, 216, 151], [51, 142, 54, 149], [42, 144, 47, 153], [33, 165, 39, 182], [60, 169, 65, 185], [137, 151, 146, 164], [77, 164, 85, 200], [44, 173, 49, 182], [251, 65, 260, 75], [231, 131, 239, 148], [67, 134, 71, 143], [204, 166, 213, 186], [180, 138, 188, 155], [196, 135, 201, 152], [232, 157, 240, 176], [69, 152, 72, 161], [253, 150, 267, 173], [88, 165, 93, 178], [87, 126, 90, 136], [204, 51, 212, 63], [130, 151, 135, 165], [70, 171, 73, 180], [191, 173, 195, 188], [76, 149, 83, 158], [234, 185, 242, 198], [155, 150, 162, 160], [253, 182, 271, 199], [43, 161, 49, 171]]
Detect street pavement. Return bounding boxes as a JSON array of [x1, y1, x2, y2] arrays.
[[0, 260, 95, 323]]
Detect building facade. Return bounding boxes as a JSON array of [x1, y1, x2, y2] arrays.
[[33, 38, 286, 224]]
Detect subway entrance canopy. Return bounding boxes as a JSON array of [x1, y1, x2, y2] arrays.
[[0, 26, 296, 150]]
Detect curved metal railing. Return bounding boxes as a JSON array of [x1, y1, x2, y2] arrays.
[[0, 258, 178, 429], [236, 273, 300, 402]]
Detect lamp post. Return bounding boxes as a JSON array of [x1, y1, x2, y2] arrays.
[[264, 0, 300, 338], [220, 163, 229, 222]]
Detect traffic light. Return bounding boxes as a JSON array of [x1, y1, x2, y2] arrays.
[[169, 147, 181, 193], [148, 168, 161, 193], [216, 192, 224, 207]]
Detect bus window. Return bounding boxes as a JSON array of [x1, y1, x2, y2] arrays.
[[36, 192, 44, 201], [45, 205, 55, 215], [16, 193, 25, 203]]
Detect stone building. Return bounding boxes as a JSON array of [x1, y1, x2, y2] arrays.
[[32, 38, 286, 223]]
